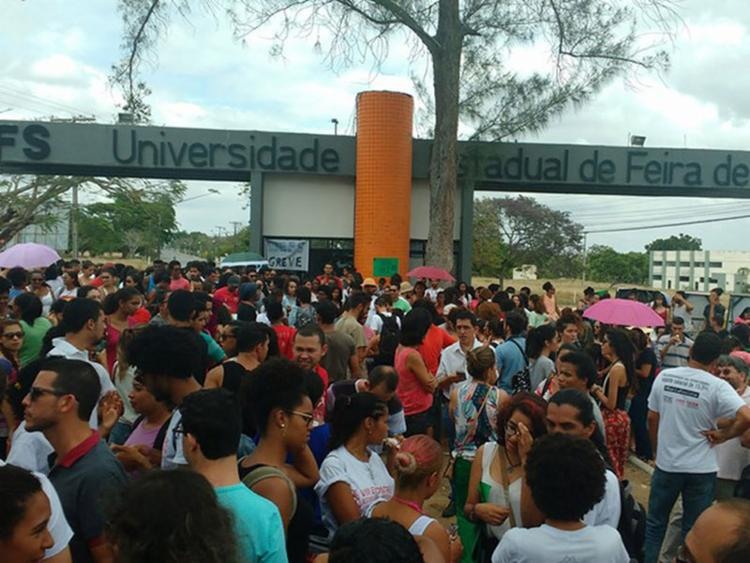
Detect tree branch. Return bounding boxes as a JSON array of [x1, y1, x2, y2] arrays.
[[119, 0, 161, 101], [366, 0, 439, 52]]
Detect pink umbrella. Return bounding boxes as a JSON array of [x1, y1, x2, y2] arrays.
[[0, 243, 61, 269], [406, 265, 455, 282], [583, 298, 665, 328]]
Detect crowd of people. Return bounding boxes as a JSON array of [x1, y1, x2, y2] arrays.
[[1, 259, 750, 563]]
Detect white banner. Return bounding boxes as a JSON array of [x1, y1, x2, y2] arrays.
[[264, 239, 309, 271]]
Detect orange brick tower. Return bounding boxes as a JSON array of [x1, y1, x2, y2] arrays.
[[354, 91, 414, 278]]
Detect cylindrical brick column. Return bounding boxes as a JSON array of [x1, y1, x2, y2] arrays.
[[354, 91, 414, 278]]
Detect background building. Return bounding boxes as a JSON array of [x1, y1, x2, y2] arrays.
[[649, 250, 750, 292]]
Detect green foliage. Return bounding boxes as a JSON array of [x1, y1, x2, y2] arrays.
[[170, 226, 251, 261], [472, 195, 583, 279], [645, 234, 702, 252], [78, 180, 186, 258], [472, 199, 503, 276], [587, 245, 648, 284]]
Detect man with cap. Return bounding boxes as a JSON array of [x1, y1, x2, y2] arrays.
[[214, 275, 241, 315]]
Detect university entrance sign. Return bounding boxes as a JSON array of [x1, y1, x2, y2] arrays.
[[3, 120, 750, 196], [0, 121, 355, 180]]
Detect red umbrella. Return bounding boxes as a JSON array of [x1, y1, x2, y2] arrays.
[[583, 298, 665, 328], [406, 266, 455, 282]]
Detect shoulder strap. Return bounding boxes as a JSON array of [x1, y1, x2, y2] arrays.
[[153, 415, 172, 451], [498, 448, 518, 529], [242, 465, 297, 514], [508, 338, 528, 365]]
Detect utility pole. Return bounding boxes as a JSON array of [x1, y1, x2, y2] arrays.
[[229, 221, 243, 236], [582, 232, 588, 283], [71, 184, 79, 258]]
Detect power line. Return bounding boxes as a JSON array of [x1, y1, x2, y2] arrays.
[[0, 83, 93, 116], [584, 213, 750, 234]]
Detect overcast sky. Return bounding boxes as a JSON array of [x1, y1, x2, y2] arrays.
[[2, 1, 750, 251]]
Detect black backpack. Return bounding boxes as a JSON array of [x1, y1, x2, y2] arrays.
[[617, 479, 647, 562], [508, 339, 531, 394], [372, 313, 401, 367]]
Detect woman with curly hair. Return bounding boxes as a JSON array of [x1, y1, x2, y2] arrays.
[[463, 392, 548, 562], [106, 469, 239, 563]]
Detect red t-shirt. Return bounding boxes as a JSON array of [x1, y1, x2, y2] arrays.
[[313, 365, 330, 422], [417, 324, 456, 375], [213, 286, 240, 315], [169, 277, 190, 291], [273, 324, 297, 360], [395, 345, 433, 416]]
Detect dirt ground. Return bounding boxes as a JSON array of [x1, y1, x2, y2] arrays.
[[425, 454, 652, 526]]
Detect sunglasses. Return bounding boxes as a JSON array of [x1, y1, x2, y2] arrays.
[[29, 387, 65, 401], [2, 331, 24, 339]]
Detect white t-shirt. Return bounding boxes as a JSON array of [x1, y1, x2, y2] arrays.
[[161, 409, 187, 469], [716, 386, 750, 480], [436, 339, 483, 399], [7, 421, 55, 474], [583, 469, 621, 528], [314, 445, 394, 535], [365, 311, 401, 334], [0, 459, 74, 559], [648, 366, 748, 473], [47, 337, 116, 428], [491, 523, 629, 563]]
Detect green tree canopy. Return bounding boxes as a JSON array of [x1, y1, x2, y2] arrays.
[[78, 180, 186, 258], [587, 244, 648, 284], [472, 195, 582, 280], [645, 234, 702, 252]]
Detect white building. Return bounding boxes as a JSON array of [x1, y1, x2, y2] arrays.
[[649, 250, 750, 292]]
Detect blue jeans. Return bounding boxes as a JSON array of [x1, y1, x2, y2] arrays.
[[644, 468, 716, 563]]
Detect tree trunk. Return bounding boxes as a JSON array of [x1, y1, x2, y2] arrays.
[[425, 0, 462, 273]]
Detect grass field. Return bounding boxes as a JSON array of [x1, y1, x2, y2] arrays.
[[470, 277, 636, 309]]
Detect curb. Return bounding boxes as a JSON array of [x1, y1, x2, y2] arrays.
[[628, 454, 655, 475]]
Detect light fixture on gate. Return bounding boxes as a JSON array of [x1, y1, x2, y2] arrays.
[[630, 135, 646, 147]]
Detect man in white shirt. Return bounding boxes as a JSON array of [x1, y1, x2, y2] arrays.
[[425, 279, 441, 303], [46, 298, 116, 414], [645, 332, 750, 563], [436, 310, 483, 444], [534, 390, 620, 530], [126, 324, 202, 469], [493, 434, 629, 563], [713, 354, 750, 500]]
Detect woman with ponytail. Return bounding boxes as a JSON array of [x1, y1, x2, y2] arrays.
[[372, 435, 463, 562], [450, 346, 508, 562], [314, 392, 395, 537]]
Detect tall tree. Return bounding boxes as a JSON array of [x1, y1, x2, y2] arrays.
[[476, 195, 582, 280], [0, 175, 182, 250], [645, 233, 702, 251], [587, 244, 648, 284], [78, 181, 186, 258], [472, 198, 503, 276], [113, 0, 677, 272]]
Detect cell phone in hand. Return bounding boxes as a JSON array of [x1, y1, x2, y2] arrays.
[[455, 371, 467, 381]]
